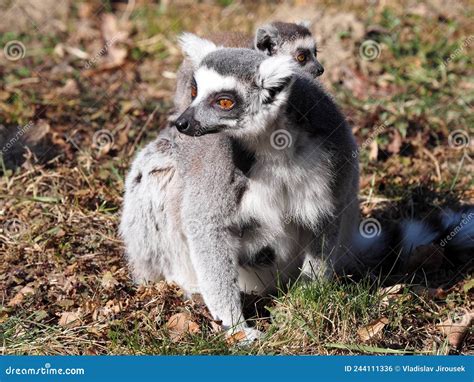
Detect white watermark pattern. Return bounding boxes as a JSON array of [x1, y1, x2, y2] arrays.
[[84, 36, 119, 70], [5, 363, 84, 376], [3, 219, 26, 238], [448, 130, 470, 150], [0, 121, 34, 154], [92, 129, 115, 149], [352, 123, 387, 158], [270, 129, 292, 150], [185, 219, 203, 238], [359, 218, 382, 239], [439, 212, 474, 247], [3, 40, 26, 61], [439, 35, 474, 68], [359, 40, 381, 61]]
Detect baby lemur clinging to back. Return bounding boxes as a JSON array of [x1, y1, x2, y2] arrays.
[[174, 21, 324, 114]]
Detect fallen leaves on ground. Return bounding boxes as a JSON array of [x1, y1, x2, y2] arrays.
[[58, 311, 82, 327], [166, 312, 200, 342], [357, 317, 389, 342], [437, 309, 473, 349]]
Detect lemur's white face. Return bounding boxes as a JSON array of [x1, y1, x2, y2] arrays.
[[254, 24, 324, 78], [174, 38, 297, 140], [279, 36, 324, 77]]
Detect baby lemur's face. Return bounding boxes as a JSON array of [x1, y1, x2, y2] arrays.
[[173, 46, 296, 139], [255, 21, 324, 78]]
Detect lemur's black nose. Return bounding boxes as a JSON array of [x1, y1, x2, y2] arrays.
[[174, 118, 190, 133], [317, 66, 324, 76]]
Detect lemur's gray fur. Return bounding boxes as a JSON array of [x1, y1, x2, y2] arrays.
[[121, 34, 355, 340], [121, 34, 474, 341]]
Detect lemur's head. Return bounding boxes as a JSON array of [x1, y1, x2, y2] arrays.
[[255, 21, 324, 78], [174, 34, 297, 140]]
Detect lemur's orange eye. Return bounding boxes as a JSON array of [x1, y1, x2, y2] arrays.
[[191, 85, 197, 99], [217, 98, 234, 110], [296, 53, 306, 62]]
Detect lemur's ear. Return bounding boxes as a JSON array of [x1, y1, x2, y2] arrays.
[[298, 20, 312, 29], [256, 56, 296, 104], [254, 24, 280, 56], [178, 33, 218, 67]]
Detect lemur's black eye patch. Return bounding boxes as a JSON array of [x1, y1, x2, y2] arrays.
[[191, 77, 197, 99], [295, 49, 311, 64]]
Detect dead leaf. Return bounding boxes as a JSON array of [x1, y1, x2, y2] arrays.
[[101, 271, 118, 289], [210, 321, 222, 333], [58, 311, 81, 327], [437, 310, 473, 348], [99, 14, 128, 69], [226, 330, 247, 345], [357, 317, 389, 342], [369, 139, 378, 161], [380, 284, 405, 307], [380, 284, 404, 295], [463, 279, 474, 294], [65, 46, 89, 60], [8, 291, 25, 307], [0, 310, 9, 324], [57, 79, 80, 97], [20, 285, 35, 296], [387, 129, 402, 154], [166, 312, 200, 342], [411, 286, 447, 299], [8, 285, 35, 307]]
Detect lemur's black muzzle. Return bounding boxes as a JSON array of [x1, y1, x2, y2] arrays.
[[315, 61, 324, 77], [173, 107, 202, 136]]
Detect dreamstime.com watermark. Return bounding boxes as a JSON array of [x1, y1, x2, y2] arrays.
[[439, 35, 474, 69], [4, 363, 85, 376], [1, 121, 34, 154], [439, 212, 474, 247], [84, 36, 119, 70], [352, 123, 387, 158]]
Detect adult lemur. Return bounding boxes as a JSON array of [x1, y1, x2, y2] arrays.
[[121, 34, 474, 341], [121, 23, 327, 340]]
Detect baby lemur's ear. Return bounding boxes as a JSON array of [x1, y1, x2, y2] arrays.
[[255, 56, 296, 104], [178, 33, 218, 67], [298, 20, 312, 29], [254, 24, 280, 56]]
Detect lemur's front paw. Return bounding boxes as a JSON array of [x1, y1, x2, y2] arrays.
[[226, 326, 263, 346]]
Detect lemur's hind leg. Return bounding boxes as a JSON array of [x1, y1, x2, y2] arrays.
[[120, 128, 198, 291]]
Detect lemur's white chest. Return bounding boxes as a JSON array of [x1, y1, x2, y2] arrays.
[[240, 135, 335, 237]]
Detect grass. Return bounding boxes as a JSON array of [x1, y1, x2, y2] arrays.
[[0, 0, 473, 355]]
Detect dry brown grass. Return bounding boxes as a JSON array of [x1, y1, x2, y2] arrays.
[[0, 0, 472, 354]]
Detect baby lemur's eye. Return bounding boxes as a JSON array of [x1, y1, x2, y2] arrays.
[[191, 85, 197, 99], [216, 97, 235, 110], [296, 53, 307, 63]]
